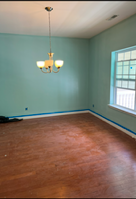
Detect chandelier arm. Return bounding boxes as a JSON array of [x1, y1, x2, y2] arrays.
[[41, 68, 51, 73], [52, 67, 60, 73]]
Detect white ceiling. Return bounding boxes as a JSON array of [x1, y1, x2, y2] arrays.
[[0, 1, 136, 39]]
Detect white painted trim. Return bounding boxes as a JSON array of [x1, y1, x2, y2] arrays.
[[108, 104, 136, 117], [17, 110, 90, 120], [88, 110, 136, 139]]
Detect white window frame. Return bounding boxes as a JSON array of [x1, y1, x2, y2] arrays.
[[109, 46, 136, 116]]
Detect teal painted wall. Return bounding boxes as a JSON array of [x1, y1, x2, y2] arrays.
[[89, 14, 136, 133], [0, 34, 89, 117]]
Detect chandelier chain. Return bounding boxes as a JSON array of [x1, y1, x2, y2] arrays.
[[48, 11, 52, 55]]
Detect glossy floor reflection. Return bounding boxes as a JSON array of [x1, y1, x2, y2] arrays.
[[0, 113, 136, 198]]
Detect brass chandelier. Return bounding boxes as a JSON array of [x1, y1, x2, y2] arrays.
[[36, 7, 64, 73]]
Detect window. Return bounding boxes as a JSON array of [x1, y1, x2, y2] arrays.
[[110, 46, 136, 114]]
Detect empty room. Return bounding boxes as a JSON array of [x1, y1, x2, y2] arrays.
[[0, 1, 136, 198]]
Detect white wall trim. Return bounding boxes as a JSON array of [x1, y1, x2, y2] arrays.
[[88, 110, 136, 139], [108, 104, 136, 118], [15, 110, 90, 120]]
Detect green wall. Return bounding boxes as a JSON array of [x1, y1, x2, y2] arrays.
[[0, 34, 89, 117], [89, 14, 136, 133]]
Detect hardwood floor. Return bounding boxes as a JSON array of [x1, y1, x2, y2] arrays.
[[0, 113, 136, 198]]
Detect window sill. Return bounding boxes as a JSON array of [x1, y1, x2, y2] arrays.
[[108, 104, 136, 117]]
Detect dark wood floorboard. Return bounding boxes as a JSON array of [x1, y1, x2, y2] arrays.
[[0, 113, 136, 198]]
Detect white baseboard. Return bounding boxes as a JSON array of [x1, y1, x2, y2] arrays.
[[89, 110, 136, 139], [17, 110, 90, 120]]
